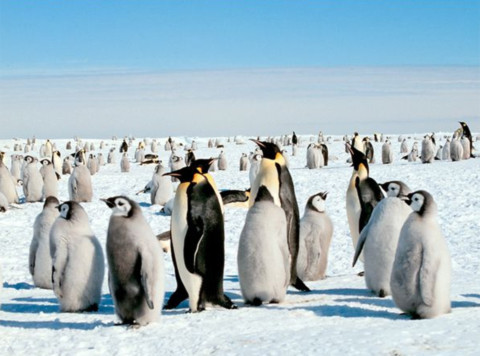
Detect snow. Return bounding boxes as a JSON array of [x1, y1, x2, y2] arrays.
[[1, 133, 479, 355]]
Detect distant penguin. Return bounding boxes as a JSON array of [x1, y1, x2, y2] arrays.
[[120, 140, 128, 153], [103, 196, 164, 326], [400, 139, 409, 153], [150, 163, 173, 206], [248, 153, 262, 188], [164, 166, 236, 312], [68, 151, 93, 202], [407, 142, 419, 162], [40, 158, 58, 199], [461, 137, 471, 160], [238, 185, 290, 306], [353, 189, 412, 297], [239, 153, 248, 171], [10, 154, 22, 182], [382, 140, 393, 164], [44, 140, 53, 158], [296, 192, 333, 281], [52, 150, 62, 179], [450, 139, 464, 162], [391, 191, 451, 319], [185, 149, 196, 166], [87, 154, 97, 175], [442, 138, 451, 160], [120, 152, 130, 172], [23, 156, 44, 202], [250, 140, 310, 291], [29, 196, 60, 289], [363, 137, 375, 163], [421, 135, 435, 163], [218, 151, 227, 170], [107, 148, 116, 164], [352, 132, 364, 153], [306, 144, 322, 169], [50, 201, 105, 312], [459, 121, 474, 157], [62, 157, 72, 175]]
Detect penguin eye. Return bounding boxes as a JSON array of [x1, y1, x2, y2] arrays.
[[118, 201, 124, 207]]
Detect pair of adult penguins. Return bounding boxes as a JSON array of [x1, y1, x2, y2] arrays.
[[164, 140, 310, 312]]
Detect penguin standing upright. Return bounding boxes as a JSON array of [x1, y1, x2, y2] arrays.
[[382, 140, 393, 164], [52, 151, 62, 179], [164, 165, 236, 312], [442, 138, 451, 160], [23, 156, 44, 202], [421, 135, 435, 163], [459, 121, 475, 157], [352, 182, 412, 297], [0, 152, 19, 204], [238, 185, 290, 305], [390, 190, 451, 319], [150, 162, 173, 206], [68, 150, 93, 202], [250, 140, 310, 291], [103, 196, 164, 326], [363, 137, 375, 163], [239, 153, 248, 171], [120, 152, 130, 172], [29, 196, 60, 289], [62, 157, 72, 175], [400, 139, 409, 154], [296, 192, 333, 281], [450, 138, 464, 161], [50, 201, 104, 312], [218, 151, 227, 170], [248, 153, 262, 188], [40, 158, 58, 199]]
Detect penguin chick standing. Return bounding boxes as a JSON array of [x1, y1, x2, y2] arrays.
[[50, 201, 104, 312], [23, 156, 44, 202], [103, 196, 164, 326], [68, 151, 93, 202], [120, 152, 130, 172], [250, 140, 309, 291], [421, 135, 435, 163], [29, 196, 60, 289], [40, 158, 58, 199], [238, 185, 290, 305], [164, 166, 236, 312], [0, 152, 19, 204], [296, 192, 333, 281], [150, 162, 173, 206], [390, 190, 451, 319]]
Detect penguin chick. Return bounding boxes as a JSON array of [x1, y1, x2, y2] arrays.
[[380, 181, 411, 198], [29, 196, 60, 289], [390, 190, 451, 319], [296, 192, 333, 281], [103, 196, 165, 326], [50, 201, 105, 312]]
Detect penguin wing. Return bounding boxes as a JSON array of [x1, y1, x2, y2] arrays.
[[220, 190, 249, 205], [352, 224, 369, 267], [29, 237, 39, 275], [184, 183, 207, 275], [356, 177, 384, 233], [419, 247, 440, 307], [139, 251, 155, 310], [52, 239, 68, 297]]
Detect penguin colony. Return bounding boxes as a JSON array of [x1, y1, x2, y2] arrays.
[[0, 123, 475, 327]]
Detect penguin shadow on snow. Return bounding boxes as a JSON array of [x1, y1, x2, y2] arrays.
[[0, 319, 106, 330], [162, 290, 243, 315], [297, 287, 370, 297], [3, 282, 35, 290], [138, 202, 151, 208]]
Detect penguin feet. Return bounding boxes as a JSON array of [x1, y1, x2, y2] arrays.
[[246, 298, 262, 307], [292, 277, 311, 292], [378, 289, 386, 298], [218, 295, 238, 310]]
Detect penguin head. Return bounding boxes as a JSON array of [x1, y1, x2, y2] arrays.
[[44, 196, 60, 209], [163, 166, 197, 183], [24, 155, 34, 163], [307, 192, 328, 213], [190, 158, 216, 173], [346, 143, 369, 175], [380, 181, 411, 198], [102, 196, 135, 217], [57, 201, 75, 220], [250, 139, 281, 160], [40, 158, 51, 166], [404, 190, 436, 216]]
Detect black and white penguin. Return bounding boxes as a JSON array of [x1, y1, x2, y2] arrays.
[[363, 137, 375, 163], [390, 190, 452, 319], [250, 140, 310, 291], [459, 121, 475, 158], [29, 196, 59, 289], [163, 166, 236, 312], [296, 192, 333, 281], [23, 156, 44, 202], [239, 153, 249, 171], [238, 185, 290, 305], [0, 152, 19, 204], [50, 201, 104, 312], [40, 158, 58, 199], [103, 196, 164, 326], [382, 140, 393, 164], [68, 150, 93, 202]]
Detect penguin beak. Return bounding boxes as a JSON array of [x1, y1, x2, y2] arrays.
[[163, 171, 181, 178], [400, 194, 412, 205], [100, 198, 115, 208], [250, 139, 265, 148]]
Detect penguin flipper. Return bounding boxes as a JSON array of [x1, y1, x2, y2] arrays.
[[356, 177, 383, 232], [220, 190, 249, 205], [28, 238, 38, 276], [140, 271, 154, 310], [164, 241, 188, 310], [184, 222, 204, 275], [353, 226, 369, 267], [419, 247, 439, 307]]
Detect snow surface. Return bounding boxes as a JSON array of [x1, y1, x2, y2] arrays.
[[1, 133, 479, 355]]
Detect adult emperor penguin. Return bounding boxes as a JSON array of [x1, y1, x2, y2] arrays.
[[0, 152, 20, 204], [50, 201, 105, 312], [352, 184, 412, 297], [390, 190, 451, 319], [250, 140, 310, 291], [238, 185, 290, 306], [40, 158, 58, 199], [29, 196, 60, 289], [23, 156, 44, 202], [103, 196, 164, 326], [459, 121, 475, 157], [163, 165, 236, 312], [351, 132, 365, 153], [68, 150, 93, 202], [296, 192, 333, 281]]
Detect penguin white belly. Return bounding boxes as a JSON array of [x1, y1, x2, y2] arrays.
[[171, 184, 203, 311], [238, 201, 289, 304], [346, 179, 362, 262], [361, 198, 411, 296], [250, 160, 281, 207]]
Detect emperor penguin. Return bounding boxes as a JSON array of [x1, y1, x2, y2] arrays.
[[68, 150, 93, 202], [461, 137, 471, 160], [50, 201, 105, 312], [421, 135, 435, 163], [185, 149, 196, 166], [459, 121, 475, 157], [0, 153, 20, 204], [380, 180, 411, 198], [107, 148, 116, 164], [102, 196, 164, 326], [40, 158, 58, 199], [10, 154, 22, 182], [120, 152, 130, 172], [169, 155, 185, 181], [29, 196, 60, 289], [120, 140, 128, 153], [351, 132, 365, 153], [62, 157, 72, 175], [450, 138, 464, 161], [218, 151, 228, 170], [248, 153, 262, 188], [306, 144, 323, 169], [400, 139, 409, 154], [381, 140, 393, 164], [296, 192, 333, 281], [363, 137, 375, 163], [352, 183, 412, 297], [442, 138, 451, 160], [87, 154, 97, 175], [250, 140, 310, 291], [239, 153, 248, 171], [52, 150, 62, 179], [163, 165, 236, 312], [44, 139, 53, 158], [150, 162, 173, 206], [407, 142, 419, 162], [238, 185, 290, 306], [23, 156, 44, 202], [390, 190, 451, 319]]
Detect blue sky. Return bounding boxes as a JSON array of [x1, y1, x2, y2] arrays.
[[0, 1, 479, 138]]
